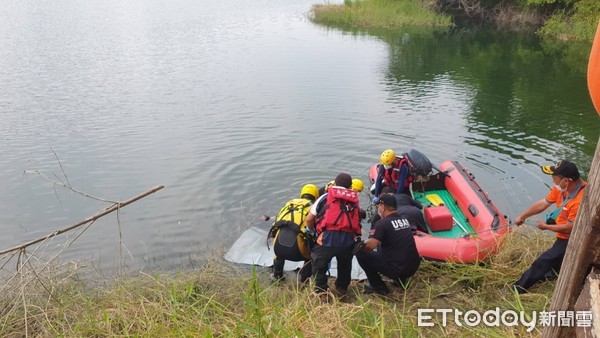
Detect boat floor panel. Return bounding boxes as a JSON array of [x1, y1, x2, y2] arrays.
[[413, 190, 474, 238]]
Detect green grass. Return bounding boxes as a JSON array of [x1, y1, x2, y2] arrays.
[[540, 10, 599, 42], [1, 229, 556, 336], [310, 0, 452, 29], [538, 0, 600, 42]]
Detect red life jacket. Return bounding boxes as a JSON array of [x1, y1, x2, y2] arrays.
[[383, 157, 412, 190], [316, 187, 361, 235]]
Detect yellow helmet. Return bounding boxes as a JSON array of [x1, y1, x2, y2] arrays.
[[380, 149, 396, 166], [300, 184, 319, 200], [351, 179, 364, 192]]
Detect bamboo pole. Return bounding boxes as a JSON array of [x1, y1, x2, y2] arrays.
[[0, 185, 164, 256]]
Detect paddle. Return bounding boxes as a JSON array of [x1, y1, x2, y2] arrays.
[[425, 193, 471, 236], [425, 194, 444, 206]]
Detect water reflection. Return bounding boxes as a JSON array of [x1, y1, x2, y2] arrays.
[[327, 24, 598, 225], [374, 27, 599, 171]]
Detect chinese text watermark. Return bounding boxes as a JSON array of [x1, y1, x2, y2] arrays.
[[417, 308, 592, 332]]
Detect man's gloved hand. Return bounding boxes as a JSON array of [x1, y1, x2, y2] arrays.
[[372, 197, 379, 204], [352, 238, 366, 255]]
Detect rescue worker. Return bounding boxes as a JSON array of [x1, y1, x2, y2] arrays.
[[513, 160, 586, 294], [356, 194, 421, 295], [351, 178, 364, 193], [372, 149, 411, 201], [396, 194, 427, 233], [320, 178, 366, 220], [319, 178, 364, 197], [270, 184, 319, 283], [370, 186, 426, 233], [305, 173, 362, 296], [352, 178, 368, 221], [318, 180, 335, 197]]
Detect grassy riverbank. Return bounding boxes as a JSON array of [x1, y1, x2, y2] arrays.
[[311, 0, 600, 43], [2, 230, 555, 336], [540, 6, 599, 42], [310, 0, 452, 29]]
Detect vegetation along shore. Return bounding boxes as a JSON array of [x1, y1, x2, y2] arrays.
[[2, 230, 557, 336], [310, 0, 600, 42]]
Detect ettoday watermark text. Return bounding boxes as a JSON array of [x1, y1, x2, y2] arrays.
[[417, 308, 592, 332]]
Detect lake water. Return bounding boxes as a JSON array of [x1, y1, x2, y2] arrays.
[[0, 0, 598, 273]]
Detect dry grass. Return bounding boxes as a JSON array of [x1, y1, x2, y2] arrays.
[[493, 5, 544, 31], [310, 0, 452, 29], [0, 228, 556, 337]]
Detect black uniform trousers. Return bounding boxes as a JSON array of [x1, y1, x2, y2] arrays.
[[273, 257, 312, 283], [514, 238, 568, 292], [356, 250, 420, 290], [311, 243, 353, 293]]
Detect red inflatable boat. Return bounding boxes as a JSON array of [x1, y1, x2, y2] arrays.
[[369, 160, 510, 263]]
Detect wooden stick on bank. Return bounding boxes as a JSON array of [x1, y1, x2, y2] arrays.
[[543, 20, 600, 338], [0, 185, 165, 256]]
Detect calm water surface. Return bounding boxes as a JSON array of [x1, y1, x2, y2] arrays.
[[0, 0, 598, 272]]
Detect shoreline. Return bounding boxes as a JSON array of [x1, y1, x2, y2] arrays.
[[2, 230, 557, 336], [310, 0, 599, 43]]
